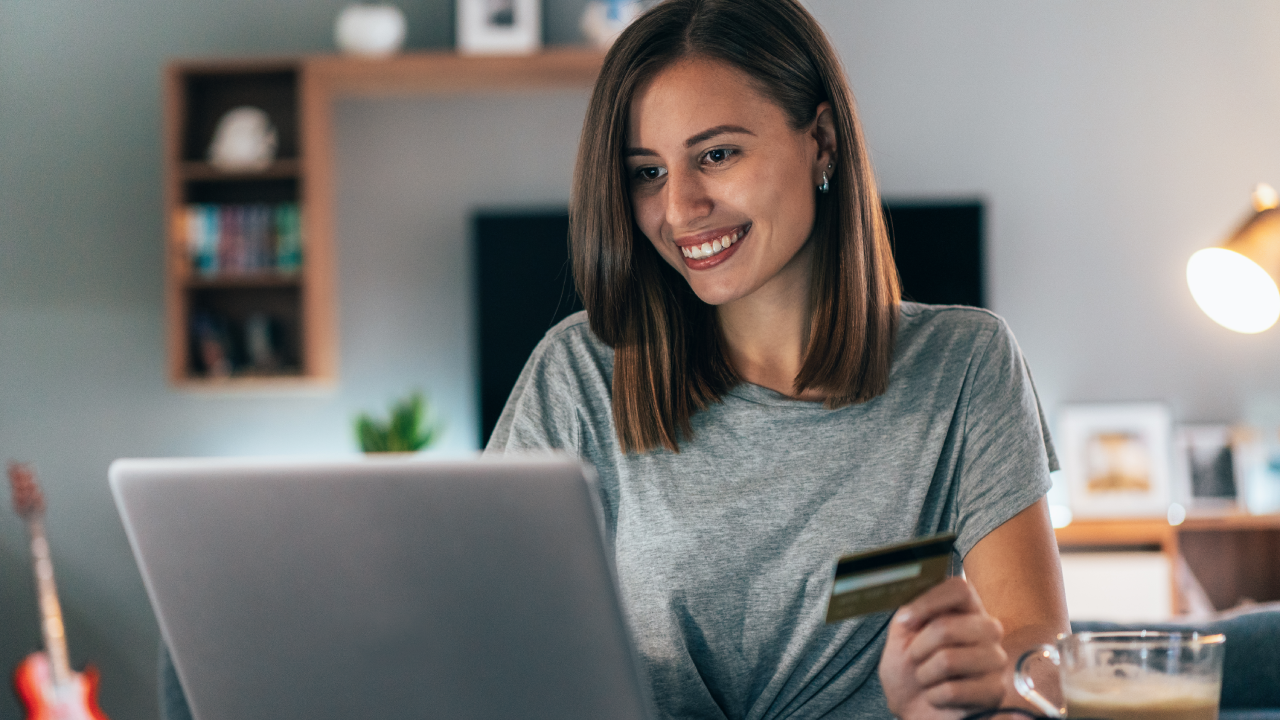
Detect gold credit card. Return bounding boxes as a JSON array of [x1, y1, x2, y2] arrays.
[[825, 533, 957, 623]]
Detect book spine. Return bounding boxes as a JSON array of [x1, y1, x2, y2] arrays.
[[202, 205, 220, 275], [275, 204, 302, 273]]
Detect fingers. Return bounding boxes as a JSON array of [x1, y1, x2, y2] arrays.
[[890, 577, 1010, 713], [894, 577, 984, 633], [913, 642, 1007, 688], [922, 673, 1007, 711], [906, 611, 1004, 664]]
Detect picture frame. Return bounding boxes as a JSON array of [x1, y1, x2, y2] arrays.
[[457, 0, 541, 56], [1172, 424, 1245, 513], [1058, 403, 1172, 518]]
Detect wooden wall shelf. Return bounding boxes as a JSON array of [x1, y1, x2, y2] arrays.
[[1055, 514, 1280, 613], [180, 160, 301, 181], [185, 274, 301, 290], [163, 49, 604, 389]]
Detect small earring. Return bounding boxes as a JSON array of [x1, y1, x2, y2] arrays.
[[819, 171, 830, 194]]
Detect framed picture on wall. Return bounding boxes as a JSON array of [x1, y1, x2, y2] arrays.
[[1058, 403, 1173, 518], [457, 0, 540, 55], [1172, 424, 1244, 513]]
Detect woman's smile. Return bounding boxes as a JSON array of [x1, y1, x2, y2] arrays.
[[676, 223, 750, 268]]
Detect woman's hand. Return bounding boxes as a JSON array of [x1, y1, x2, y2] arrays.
[[878, 577, 1008, 720]]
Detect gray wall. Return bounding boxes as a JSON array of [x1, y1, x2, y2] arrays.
[[3, 1, 1280, 718], [0, 2, 589, 718], [814, 1, 1280, 426]]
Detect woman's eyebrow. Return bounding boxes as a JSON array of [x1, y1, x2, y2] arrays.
[[624, 125, 756, 158], [684, 124, 754, 148]]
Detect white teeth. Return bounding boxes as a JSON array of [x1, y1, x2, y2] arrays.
[[680, 228, 745, 261]]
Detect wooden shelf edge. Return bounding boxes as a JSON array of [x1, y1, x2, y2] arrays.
[[183, 273, 303, 290], [1180, 513, 1280, 531], [1055, 518, 1173, 548], [180, 159, 301, 181], [169, 57, 302, 75], [1054, 514, 1280, 547], [304, 47, 606, 96], [170, 374, 337, 393]]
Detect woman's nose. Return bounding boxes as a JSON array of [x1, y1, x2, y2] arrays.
[[664, 168, 712, 227]]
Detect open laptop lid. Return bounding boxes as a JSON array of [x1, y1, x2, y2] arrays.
[[110, 456, 652, 720]]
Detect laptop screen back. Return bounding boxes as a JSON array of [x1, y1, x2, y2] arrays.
[[110, 456, 651, 720]]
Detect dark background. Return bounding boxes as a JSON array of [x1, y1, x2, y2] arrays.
[[474, 201, 984, 445]]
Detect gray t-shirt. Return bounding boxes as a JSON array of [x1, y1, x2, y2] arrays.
[[486, 302, 1057, 720]]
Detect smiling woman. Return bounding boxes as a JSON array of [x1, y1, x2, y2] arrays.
[[572, 0, 900, 453], [487, 1, 1069, 718]]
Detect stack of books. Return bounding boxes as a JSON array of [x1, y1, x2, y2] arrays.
[[175, 203, 303, 276]]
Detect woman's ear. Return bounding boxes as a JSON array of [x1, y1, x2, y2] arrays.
[[811, 101, 837, 182]]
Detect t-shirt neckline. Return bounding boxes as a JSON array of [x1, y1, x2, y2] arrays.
[[724, 382, 830, 408]]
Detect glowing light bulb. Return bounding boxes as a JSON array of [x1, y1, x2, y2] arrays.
[[1186, 247, 1280, 333]]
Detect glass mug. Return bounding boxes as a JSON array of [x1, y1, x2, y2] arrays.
[[1014, 631, 1226, 720]]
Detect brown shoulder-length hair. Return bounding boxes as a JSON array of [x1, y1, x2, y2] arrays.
[[571, 0, 900, 454]]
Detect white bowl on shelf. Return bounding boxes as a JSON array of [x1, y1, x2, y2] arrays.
[[335, 4, 407, 57]]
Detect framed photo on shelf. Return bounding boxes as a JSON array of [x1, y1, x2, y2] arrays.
[[1172, 425, 1244, 513], [457, 0, 541, 55], [1058, 403, 1172, 518]]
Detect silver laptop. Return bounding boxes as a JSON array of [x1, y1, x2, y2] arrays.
[[110, 455, 653, 720]]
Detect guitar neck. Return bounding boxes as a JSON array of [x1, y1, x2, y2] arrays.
[[27, 517, 73, 688]]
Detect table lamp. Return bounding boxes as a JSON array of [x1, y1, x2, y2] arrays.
[[1187, 183, 1280, 333]]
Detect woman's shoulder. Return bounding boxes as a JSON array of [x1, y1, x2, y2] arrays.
[[898, 301, 1013, 343], [535, 311, 613, 362], [521, 311, 615, 393], [895, 301, 1019, 368], [486, 311, 614, 453]]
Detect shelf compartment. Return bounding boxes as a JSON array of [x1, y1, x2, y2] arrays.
[[186, 285, 303, 379], [182, 68, 299, 162]]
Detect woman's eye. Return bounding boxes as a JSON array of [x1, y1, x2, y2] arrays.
[[635, 166, 667, 182], [703, 148, 733, 164]]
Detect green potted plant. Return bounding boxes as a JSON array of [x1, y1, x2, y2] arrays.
[[354, 391, 442, 453]]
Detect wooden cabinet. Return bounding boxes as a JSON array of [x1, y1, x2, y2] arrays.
[[164, 59, 323, 387], [163, 50, 603, 388], [1055, 514, 1280, 613]]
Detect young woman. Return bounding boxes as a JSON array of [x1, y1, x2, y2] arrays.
[[487, 1, 1069, 717]]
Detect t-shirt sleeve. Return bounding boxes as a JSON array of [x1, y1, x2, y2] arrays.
[[484, 329, 583, 454], [952, 317, 1057, 558]]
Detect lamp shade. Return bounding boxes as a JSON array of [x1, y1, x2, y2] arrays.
[[1187, 184, 1280, 334]]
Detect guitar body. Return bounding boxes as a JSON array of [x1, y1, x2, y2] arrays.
[[13, 651, 109, 720]]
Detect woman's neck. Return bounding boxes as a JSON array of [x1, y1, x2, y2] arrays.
[[716, 242, 825, 401]]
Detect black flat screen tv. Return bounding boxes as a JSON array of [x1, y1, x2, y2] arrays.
[[474, 200, 983, 445]]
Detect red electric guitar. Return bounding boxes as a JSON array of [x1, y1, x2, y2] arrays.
[[8, 462, 110, 720]]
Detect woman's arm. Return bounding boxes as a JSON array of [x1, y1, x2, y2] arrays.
[[963, 496, 1070, 707], [878, 498, 1069, 719]]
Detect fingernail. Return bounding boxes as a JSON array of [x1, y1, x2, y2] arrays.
[[896, 609, 912, 625]]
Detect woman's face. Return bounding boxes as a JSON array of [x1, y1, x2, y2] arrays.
[[626, 57, 833, 308]]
